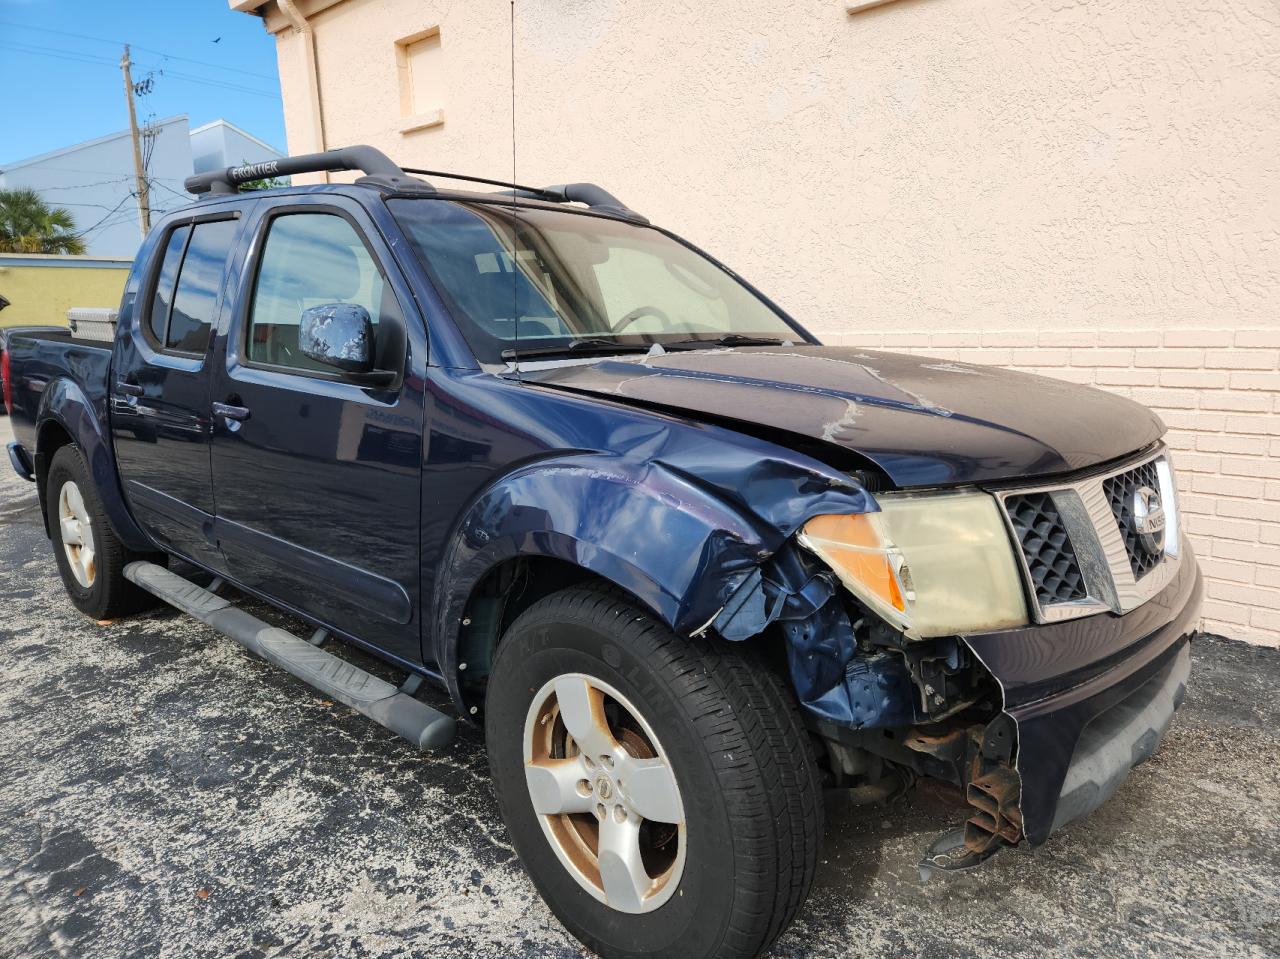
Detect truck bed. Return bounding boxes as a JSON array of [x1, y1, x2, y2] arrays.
[[5, 329, 112, 454]]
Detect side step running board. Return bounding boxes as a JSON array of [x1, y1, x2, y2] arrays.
[[125, 562, 456, 750]]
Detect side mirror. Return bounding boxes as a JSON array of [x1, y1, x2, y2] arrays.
[[299, 303, 374, 373]]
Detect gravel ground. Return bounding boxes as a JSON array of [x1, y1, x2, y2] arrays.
[[1, 417, 1277, 959]]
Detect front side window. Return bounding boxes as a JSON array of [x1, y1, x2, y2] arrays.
[[388, 199, 800, 363], [145, 219, 236, 355], [247, 213, 389, 374]]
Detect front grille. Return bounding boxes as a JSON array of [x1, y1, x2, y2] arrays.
[[998, 449, 1179, 623], [1005, 492, 1088, 605], [1102, 460, 1163, 580]]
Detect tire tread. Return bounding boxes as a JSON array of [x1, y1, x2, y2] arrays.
[[490, 584, 822, 959]]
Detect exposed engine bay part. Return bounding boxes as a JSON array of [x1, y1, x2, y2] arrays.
[[820, 737, 916, 803], [710, 545, 996, 728], [815, 706, 1027, 875]]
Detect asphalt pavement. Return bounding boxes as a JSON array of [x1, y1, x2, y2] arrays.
[[0, 416, 1277, 959]]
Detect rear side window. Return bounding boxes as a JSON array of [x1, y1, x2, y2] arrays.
[[146, 218, 237, 355], [148, 226, 188, 343]]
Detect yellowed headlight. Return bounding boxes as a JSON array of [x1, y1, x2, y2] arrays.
[[798, 491, 1029, 640]]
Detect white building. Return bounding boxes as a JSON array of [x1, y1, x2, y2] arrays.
[[0, 115, 282, 258]]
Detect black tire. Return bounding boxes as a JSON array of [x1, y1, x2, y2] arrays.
[[486, 586, 823, 959], [46, 445, 156, 620]]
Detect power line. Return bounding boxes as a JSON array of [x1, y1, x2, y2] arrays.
[[138, 64, 282, 100], [0, 20, 278, 81], [16, 177, 136, 192], [0, 41, 281, 100], [73, 192, 139, 238], [0, 41, 117, 68], [148, 180, 195, 202]]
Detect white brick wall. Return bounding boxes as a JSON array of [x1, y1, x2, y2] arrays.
[[825, 328, 1280, 648]]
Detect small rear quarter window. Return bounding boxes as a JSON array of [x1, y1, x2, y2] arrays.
[[167, 219, 238, 353], [148, 225, 188, 344]]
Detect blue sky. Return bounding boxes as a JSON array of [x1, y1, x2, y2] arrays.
[[0, 0, 285, 164]]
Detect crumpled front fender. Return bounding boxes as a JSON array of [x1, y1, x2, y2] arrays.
[[430, 415, 875, 708]]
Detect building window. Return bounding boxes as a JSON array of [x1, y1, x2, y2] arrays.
[[395, 27, 445, 135]]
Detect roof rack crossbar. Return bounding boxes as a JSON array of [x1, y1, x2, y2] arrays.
[[184, 145, 411, 196]]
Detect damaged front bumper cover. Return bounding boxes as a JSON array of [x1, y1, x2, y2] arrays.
[[718, 532, 1203, 867], [965, 543, 1201, 849]]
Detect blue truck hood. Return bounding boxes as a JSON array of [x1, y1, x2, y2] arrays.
[[522, 345, 1164, 487]]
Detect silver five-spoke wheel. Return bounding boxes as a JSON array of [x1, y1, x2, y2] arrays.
[[523, 673, 686, 914], [58, 480, 96, 588]]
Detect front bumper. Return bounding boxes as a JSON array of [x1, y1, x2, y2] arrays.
[[963, 541, 1203, 844]]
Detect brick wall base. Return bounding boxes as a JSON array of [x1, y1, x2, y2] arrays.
[[824, 328, 1280, 648]]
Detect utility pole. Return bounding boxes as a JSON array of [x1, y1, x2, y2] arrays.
[[119, 44, 152, 237]]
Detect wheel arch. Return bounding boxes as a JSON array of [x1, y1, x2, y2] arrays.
[[430, 457, 774, 717], [34, 378, 153, 551]]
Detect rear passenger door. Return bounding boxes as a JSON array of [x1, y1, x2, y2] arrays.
[[111, 210, 244, 569], [208, 197, 428, 666]]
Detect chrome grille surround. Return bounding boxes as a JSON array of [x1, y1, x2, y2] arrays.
[[993, 447, 1182, 625]]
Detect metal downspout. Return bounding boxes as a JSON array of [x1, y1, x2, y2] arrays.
[[277, 0, 329, 181]]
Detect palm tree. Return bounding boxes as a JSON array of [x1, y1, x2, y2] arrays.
[[0, 188, 87, 255]]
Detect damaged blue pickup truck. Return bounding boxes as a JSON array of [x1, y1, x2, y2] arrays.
[[4, 147, 1201, 959]]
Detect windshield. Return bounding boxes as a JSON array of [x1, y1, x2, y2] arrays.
[[387, 198, 801, 362]]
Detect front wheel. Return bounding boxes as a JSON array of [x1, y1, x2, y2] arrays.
[[486, 586, 823, 959]]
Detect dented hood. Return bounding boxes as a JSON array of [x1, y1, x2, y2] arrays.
[[522, 346, 1164, 487]]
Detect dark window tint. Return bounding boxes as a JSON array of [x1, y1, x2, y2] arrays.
[[167, 219, 237, 353], [148, 225, 188, 344], [248, 213, 387, 373]]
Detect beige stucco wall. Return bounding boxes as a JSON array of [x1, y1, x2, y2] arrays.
[[249, 0, 1280, 644]]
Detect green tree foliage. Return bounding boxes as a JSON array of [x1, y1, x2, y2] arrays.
[[0, 188, 87, 255]]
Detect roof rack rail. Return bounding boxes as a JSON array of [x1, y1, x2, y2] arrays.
[[540, 183, 649, 224], [183, 146, 647, 223], [401, 168, 557, 200], [401, 167, 648, 224], [184, 145, 431, 196]]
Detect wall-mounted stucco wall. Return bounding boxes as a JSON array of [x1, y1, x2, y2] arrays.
[[0, 255, 130, 329], [256, 0, 1280, 644]]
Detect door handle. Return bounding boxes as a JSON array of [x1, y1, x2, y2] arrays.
[[212, 402, 251, 423], [116, 380, 144, 397]]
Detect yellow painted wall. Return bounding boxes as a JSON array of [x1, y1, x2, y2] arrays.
[[0, 255, 131, 329]]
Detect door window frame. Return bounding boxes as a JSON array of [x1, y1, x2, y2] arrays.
[[234, 203, 407, 388], [139, 210, 241, 361]]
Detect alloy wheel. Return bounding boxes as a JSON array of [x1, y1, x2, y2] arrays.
[[58, 480, 96, 588], [522, 673, 686, 914]]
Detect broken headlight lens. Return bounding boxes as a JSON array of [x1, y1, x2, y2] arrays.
[[798, 491, 1029, 640]]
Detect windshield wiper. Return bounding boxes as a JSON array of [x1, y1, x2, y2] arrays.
[[501, 338, 655, 361], [665, 334, 787, 350]]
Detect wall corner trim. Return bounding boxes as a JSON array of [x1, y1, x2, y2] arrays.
[[398, 110, 446, 135]]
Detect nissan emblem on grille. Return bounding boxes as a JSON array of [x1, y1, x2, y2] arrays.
[[1132, 486, 1166, 557]]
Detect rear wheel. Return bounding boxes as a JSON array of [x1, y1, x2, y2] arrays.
[[486, 586, 823, 959], [46, 445, 156, 619]]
